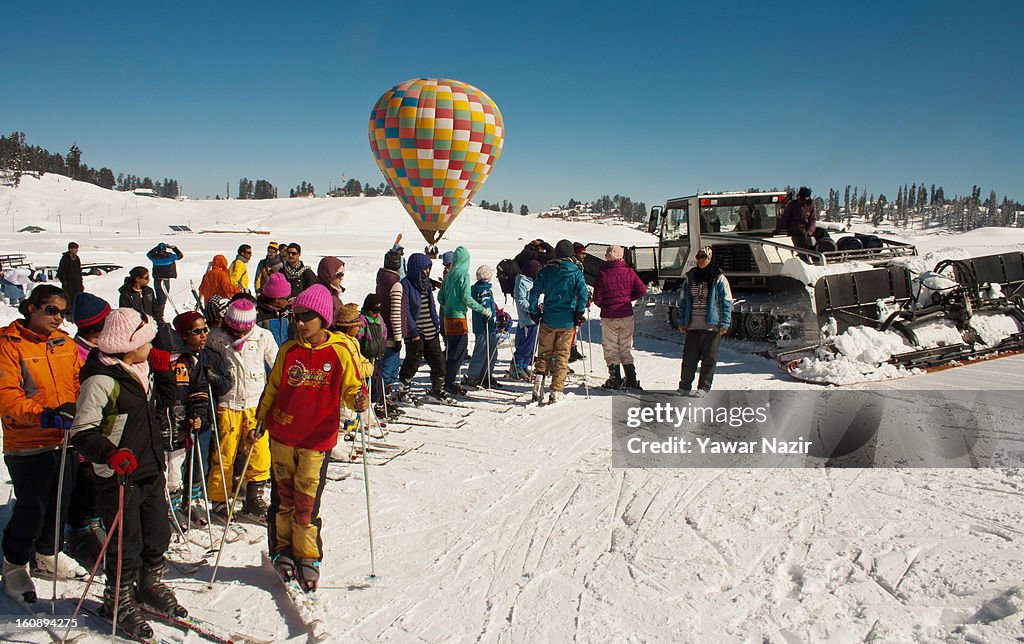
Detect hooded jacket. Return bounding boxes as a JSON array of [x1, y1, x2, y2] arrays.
[[0, 321, 80, 454], [199, 255, 241, 302], [70, 352, 164, 481], [593, 259, 647, 319], [316, 256, 346, 328], [677, 267, 733, 329], [527, 259, 589, 329], [470, 280, 498, 335], [205, 325, 279, 410], [436, 247, 490, 321], [257, 330, 368, 451], [401, 253, 440, 338]]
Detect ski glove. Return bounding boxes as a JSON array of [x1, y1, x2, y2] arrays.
[[107, 448, 137, 475], [529, 311, 543, 323], [574, 312, 585, 327], [41, 402, 77, 431], [147, 348, 171, 372]]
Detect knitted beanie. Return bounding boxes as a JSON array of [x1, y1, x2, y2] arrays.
[[573, 242, 586, 253], [335, 302, 361, 328], [441, 251, 455, 266], [262, 272, 291, 299], [205, 294, 229, 323], [294, 284, 334, 327], [555, 239, 575, 258], [476, 265, 494, 281], [223, 298, 257, 332], [384, 250, 402, 271], [73, 292, 111, 329], [97, 308, 157, 354], [173, 310, 206, 337], [605, 245, 624, 261]]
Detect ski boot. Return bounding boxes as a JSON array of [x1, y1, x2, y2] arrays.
[[101, 570, 154, 638], [34, 551, 88, 580], [547, 390, 565, 405], [427, 387, 456, 405], [136, 561, 187, 618], [296, 558, 320, 593], [242, 481, 270, 521], [2, 557, 37, 603], [569, 345, 585, 363], [531, 374, 545, 403], [69, 518, 107, 567], [445, 382, 469, 397], [272, 549, 296, 582], [622, 364, 642, 391], [601, 365, 623, 390]]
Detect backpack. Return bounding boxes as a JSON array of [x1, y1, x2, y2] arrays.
[[496, 258, 519, 301]]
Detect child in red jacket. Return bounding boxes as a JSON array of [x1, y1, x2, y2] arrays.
[[255, 285, 367, 592]]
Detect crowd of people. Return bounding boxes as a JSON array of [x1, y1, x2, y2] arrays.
[[0, 231, 734, 637]]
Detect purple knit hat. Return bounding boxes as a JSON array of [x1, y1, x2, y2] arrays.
[[294, 284, 334, 327], [223, 298, 257, 332], [262, 272, 290, 299]]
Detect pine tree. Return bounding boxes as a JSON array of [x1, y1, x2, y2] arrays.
[[520, 204, 529, 216], [66, 143, 82, 180]]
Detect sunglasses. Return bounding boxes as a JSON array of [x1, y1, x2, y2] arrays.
[[42, 304, 68, 317], [695, 254, 709, 260], [188, 325, 210, 336], [294, 309, 320, 323], [287, 250, 299, 256], [335, 272, 345, 279]]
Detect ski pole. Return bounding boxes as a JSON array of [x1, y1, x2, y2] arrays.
[[112, 476, 126, 638], [208, 435, 259, 588], [51, 429, 71, 614], [165, 484, 189, 543], [192, 428, 216, 550], [63, 479, 124, 643], [359, 384, 377, 579]]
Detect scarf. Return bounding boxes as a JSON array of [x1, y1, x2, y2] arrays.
[[230, 326, 256, 351], [693, 261, 719, 285], [99, 353, 151, 395], [417, 269, 432, 293], [282, 260, 306, 282]]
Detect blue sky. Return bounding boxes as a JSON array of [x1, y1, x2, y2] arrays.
[[2, 1, 1020, 209]]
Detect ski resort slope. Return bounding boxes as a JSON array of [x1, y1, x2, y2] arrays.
[[1, 174, 1024, 642]]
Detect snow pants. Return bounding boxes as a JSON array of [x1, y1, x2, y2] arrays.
[[680, 329, 723, 392], [399, 335, 446, 391], [380, 347, 401, 387], [95, 474, 170, 580], [206, 407, 270, 503], [267, 439, 329, 561], [2, 449, 75, 565], [601, 316, 636, 365], [443, 324, 469, 389], [533, 324, 575, 392], [513, 324, 538, 370]]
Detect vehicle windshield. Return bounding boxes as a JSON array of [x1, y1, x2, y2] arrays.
[[662, 207, 689, 239], [699, 202, 779, 233]]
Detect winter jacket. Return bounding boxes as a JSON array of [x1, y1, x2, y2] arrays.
[[228, 255, 249, 292], [677, 268, 733, 329], [70, 354, 164, 482], [151, 326, 216, 451], [257, 331, 367, 452], [316, 257, 346, 328], [513, 274, 535, 327], [778, 198, 817, 234], [254, 255, 284, 293], [0, 321, 81, 454], [470, 281, 498, 335], [376, 267, 405, 346], [147, 245, 183, 280], [74, 335, 97, 364], [282, 261, 317, 298], [199, 255, 241, 303], [357, 312, 387, 361], [256, 298, 293, 346], [528, 259, 589, 329], [57, 251, 83, 293], [118, 283, 157, 320], [401, 253, 440, 339], [436, 247, 490, 321], [593, 259, 647, 319], [205, 325, 278, 410]]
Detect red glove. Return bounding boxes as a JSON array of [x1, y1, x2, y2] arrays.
[[107, 448, 137, 475], [147, 348, 171, 372]]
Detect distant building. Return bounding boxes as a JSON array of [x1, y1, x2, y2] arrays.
[[133, 188, 158, 197]]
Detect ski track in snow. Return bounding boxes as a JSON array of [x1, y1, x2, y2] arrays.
[[2, 175, 1024, 642]]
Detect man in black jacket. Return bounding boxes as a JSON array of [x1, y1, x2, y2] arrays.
[[57, 242, 83, 316]]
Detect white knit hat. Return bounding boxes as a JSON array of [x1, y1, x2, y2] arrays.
[[97, 308, 157, 354], [476, 265, 494, 281]]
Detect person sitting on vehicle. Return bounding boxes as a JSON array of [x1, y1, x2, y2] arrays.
[[776, 187, 826, 252], [733, 206, 753, 232]]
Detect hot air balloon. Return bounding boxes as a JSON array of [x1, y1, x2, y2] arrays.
[[369, 78, 504, 253]]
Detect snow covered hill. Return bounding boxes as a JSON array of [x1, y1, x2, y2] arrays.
[[2, 175, 1023, 642]]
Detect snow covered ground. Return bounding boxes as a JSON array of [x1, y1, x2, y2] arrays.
[[2, 174, 1024, 642]]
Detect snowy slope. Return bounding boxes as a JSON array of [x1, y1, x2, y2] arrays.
[[2, 175, 1024, 642]]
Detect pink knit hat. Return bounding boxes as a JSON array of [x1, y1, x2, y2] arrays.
[[262, 272, 290, 299], [223, 298, 257, 332], [294, 284, 334, 327], [96, 308, 157, 354]]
